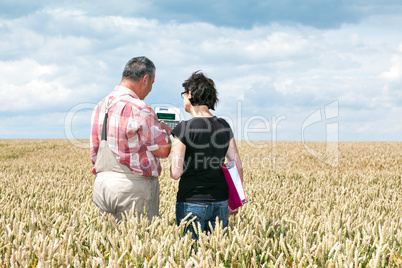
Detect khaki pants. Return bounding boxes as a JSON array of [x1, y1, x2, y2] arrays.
[[93, 172, 159, 222]]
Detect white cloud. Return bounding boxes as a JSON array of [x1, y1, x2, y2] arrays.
[[0, 59, 93, 112], [246, 32, 309, 59], [379, 44, 402, 82], [0, 8, 401, 140], [378, 43, 402, 108], [0, 60, 70, 111]]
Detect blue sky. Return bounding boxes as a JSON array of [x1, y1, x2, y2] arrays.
[[1, 0, 402, 142]]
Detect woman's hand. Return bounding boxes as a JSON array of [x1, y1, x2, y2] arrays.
[[229, 207, 239, 216]]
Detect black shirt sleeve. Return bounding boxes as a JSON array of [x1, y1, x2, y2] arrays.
[[171, 121, 186, 146], [219, 118, 234, 140]]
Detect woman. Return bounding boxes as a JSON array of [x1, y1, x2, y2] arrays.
[[170, 71, 243, 240]]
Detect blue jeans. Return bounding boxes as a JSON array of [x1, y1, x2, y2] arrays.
[[176, 201, 229, 240]]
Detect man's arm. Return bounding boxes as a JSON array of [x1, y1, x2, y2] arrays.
[[135, 106, 172, 158], [150, 120, 172, 158], [151, 135, 171, 158]]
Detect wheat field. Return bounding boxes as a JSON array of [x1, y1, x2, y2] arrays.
[[0, 139, 401, 267]]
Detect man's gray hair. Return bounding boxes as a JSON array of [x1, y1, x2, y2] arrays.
[[122, 56, 156, 81]]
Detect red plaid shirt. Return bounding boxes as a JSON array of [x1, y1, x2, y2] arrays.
[[90, 86, 169, 177]]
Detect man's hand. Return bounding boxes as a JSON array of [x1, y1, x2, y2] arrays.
[[159, 121, 172, 136]]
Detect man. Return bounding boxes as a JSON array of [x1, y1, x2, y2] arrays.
[[90, 56, 171, 222]]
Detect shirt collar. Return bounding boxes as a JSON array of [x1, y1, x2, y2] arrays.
[[113, 86, 139, 99]]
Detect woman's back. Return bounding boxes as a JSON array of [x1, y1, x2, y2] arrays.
[[171, 116, 233, 202]]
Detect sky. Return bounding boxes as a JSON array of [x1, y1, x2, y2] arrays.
[[1, 0, 402, 143]]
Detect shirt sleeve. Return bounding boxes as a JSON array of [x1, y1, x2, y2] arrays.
[[137, 105, 169, 151], [226, 121, 234, 140], [218, 118, 234, 140], [171, 121, 187, 146]]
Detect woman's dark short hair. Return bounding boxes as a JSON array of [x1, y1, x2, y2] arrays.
[[122, 56, 155, 82], [182, 71, 219, 110]]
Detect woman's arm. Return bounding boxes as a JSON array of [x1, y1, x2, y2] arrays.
[[170, 137, 186, 180], [225, 137, 243, 180], [225, 137, 243, 216]]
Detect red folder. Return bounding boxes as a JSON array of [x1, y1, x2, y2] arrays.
[[222, 161, 247, 210]]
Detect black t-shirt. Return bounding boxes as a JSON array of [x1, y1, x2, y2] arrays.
[[171, 116, 234, 202]]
